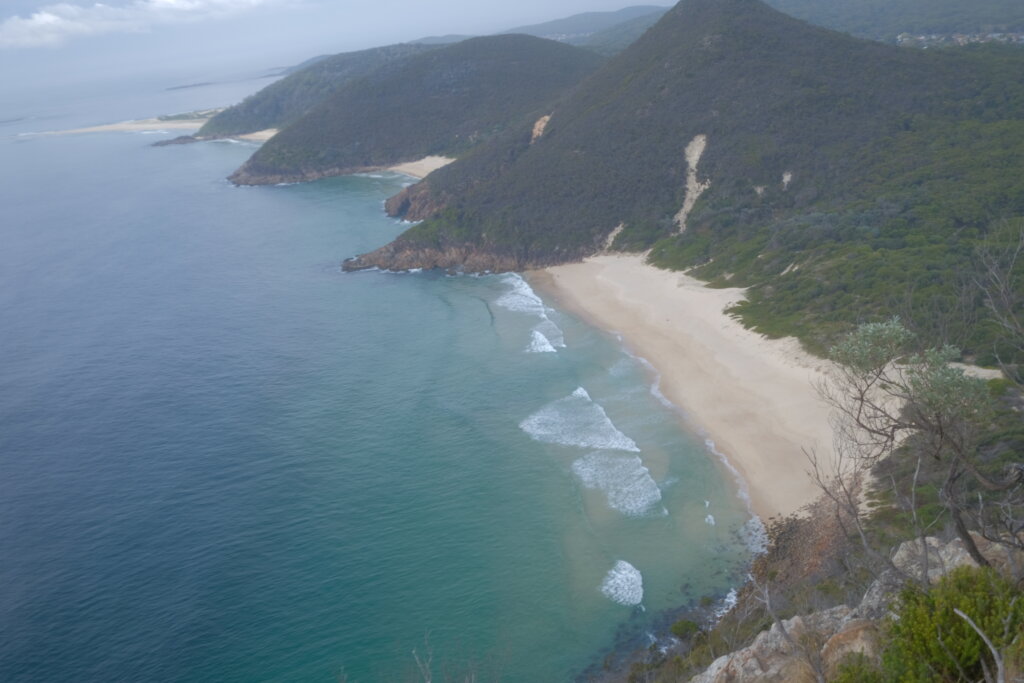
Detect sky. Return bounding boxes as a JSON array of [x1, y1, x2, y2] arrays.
[[0, 0, 657, 85]]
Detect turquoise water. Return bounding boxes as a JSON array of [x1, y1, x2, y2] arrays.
[[0, 80, 756, 681]]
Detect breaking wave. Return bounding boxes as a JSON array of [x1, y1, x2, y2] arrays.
[[527, 329, 557, 353], [572, 452, 664, 516], [520, 387, 639, 452], [495, 274, 565, 348], [601, 560, 644, 606]]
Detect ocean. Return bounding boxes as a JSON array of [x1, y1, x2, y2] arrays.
[[0, 73, 757, 681]]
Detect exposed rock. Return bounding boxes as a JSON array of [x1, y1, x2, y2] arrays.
[[690, 606, 852, 683], [970, 532, 1024, 579], [342, 243, 525, 273], [384, 181, 448, 221], [690, 535, 1021, 682], [229, 164, 384, 186], [821, 619, 881, 680], [151, 135, 201, 147], [853, 568, 902, 621]]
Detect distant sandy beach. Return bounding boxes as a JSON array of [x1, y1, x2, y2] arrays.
[[531, 254, 836, 521], [388, 156, 454, 179], [33, 115, 277, 142]]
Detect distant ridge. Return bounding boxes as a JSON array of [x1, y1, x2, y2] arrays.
[[347, 0, 1024, 349], [504, 5, 668, 42], [229, 35, 605, 185], [198, 43, 437, 137]]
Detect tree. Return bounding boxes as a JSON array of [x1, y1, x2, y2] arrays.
[[976, 217, 1024, 385], [816, 319, 1022, 567]]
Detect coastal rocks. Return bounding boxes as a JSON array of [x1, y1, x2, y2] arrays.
[[228, 164, 382, 186], [690, 606, 852, 683], [969, 532, 1024, 579], [890, 535, 978, 584], [151, 135, 201, 147], [342, 243, 525, 273], [820, 619, 881, 680], [690, 535, 1019, 682], [384, 181, 447, 221]]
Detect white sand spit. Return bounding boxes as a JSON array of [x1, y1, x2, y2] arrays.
[[36, 117, 208, 135]]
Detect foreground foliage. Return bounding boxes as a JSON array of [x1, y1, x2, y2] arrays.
[[836, 567, 1024, 682]]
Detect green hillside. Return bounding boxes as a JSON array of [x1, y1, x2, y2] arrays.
[[576, 9, 669, 55], [765, 0, 1024, 41], [503, 5, 668, 42], [197, 43, 437, 137], [349, 0, 1024, 354], [229, 35, 604, 185]]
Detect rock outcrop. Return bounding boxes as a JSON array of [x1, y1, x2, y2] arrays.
[[690, 534, 1021, 682], [342, 243, 525, 273], [384, 182, 447, 222]]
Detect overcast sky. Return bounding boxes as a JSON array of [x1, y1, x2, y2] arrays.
[[1, 0, 655, 83]]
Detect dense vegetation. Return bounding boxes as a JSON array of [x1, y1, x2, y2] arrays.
[[504, 5, 667, 43], [197, 43, 437, 137], [575, 9, 669, 55], [621, 318, 1024, 681], [230, 35, 604, 184], [368, 0, 1024, 354], [765, 0, 1024, 41]]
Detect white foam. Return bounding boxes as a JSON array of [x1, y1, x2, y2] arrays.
[[527, 329, 557, 353], [705, 514, 716, 526], [495, 274, 565, 348], [520, 388, 640, 452], [624, 350, 676, 409], [713, 588, 738, 620], [601, 560, 644, 606], [704, 438, 751, 507], [572, 452, 664, 516], [740, 516, 769, 556]]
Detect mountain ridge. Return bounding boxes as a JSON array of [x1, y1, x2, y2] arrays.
[[229, 35, 605, 186], [344, 0, 1024, 354]]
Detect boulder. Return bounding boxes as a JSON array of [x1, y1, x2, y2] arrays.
[[821, 619, 882, 680]]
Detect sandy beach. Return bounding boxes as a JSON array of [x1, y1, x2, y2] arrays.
[[38, 117, 211, 135], [388, 155, 455, 179], [35, 114, 277, 142], [532, 254, 836, 520]]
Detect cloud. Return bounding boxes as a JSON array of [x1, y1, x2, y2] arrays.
[[0, 0, 279, 48]]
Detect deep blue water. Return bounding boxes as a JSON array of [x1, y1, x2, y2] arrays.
[[0, 79, 756, 681]]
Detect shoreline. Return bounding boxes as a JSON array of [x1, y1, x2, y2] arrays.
[[30, 116, 278, 142], [529, 253, 836, 521], [387, 155, 455, 179]]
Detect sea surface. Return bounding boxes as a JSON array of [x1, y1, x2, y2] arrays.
[[0, 74, 758, 681]]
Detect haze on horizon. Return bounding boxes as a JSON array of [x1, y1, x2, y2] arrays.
[[0, 0, 655, 87]]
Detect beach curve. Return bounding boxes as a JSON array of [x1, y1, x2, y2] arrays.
[[529, 253, 836, 520]]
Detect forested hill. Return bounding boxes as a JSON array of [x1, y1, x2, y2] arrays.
[[504, 6, 667, 42], [766, 0, 1024, 41], [229, 35, 604, 185], [197, 43, 437, 137], [348, 0, 1024, 353]]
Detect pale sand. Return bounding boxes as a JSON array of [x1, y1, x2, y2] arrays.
[[38, 118, 210, 135], [388, 155, 455, 179], [531, 253, 837, 520], [236, 128, 277, 142], [35, 116, 276, 142]]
